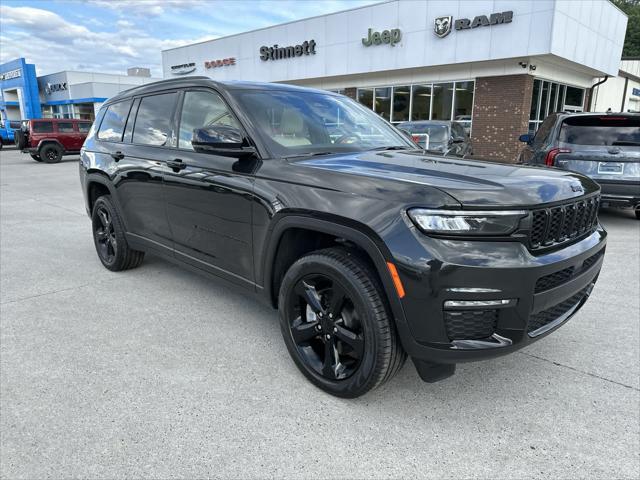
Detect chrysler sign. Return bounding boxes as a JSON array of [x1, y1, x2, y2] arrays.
[[434, 11, 513, 38], [170, 62, 197, 75]]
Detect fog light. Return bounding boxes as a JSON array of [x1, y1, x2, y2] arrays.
[[444, 299, 515, 309]]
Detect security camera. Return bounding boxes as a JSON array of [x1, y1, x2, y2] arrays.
[[529, 64, 537, 71], [518, 61, 527, 68]]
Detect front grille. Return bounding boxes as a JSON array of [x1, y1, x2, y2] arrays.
[[444, 310, 497, 341], [527, 286, 590, 334], [530, 196, 599, 250], [535, 266, 575, 293]]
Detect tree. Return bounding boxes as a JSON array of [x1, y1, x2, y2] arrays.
[[613, 0, 640, 57]]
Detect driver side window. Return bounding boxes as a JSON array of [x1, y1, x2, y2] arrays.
[[178, 90, 239, 150]]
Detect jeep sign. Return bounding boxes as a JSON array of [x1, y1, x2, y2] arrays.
[[362, 28, 402, 47]]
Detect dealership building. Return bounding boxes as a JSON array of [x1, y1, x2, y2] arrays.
[[162, 0, 627, 161], [0, 58, 159, 123]]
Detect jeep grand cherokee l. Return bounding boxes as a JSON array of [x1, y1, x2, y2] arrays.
[[79, 78, 606, 398]]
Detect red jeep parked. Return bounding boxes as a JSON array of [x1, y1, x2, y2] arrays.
[[15, 118, 92, 163]]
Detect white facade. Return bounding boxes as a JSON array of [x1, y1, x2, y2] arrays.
[[592, 59, 640, 113], [37, 71, 160, 119], [162, 0, 626, 88]]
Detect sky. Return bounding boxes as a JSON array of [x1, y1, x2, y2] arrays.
[[1, 0, 377, 77]]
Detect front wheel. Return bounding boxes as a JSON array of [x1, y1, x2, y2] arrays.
[[278, 247, 406, 398]]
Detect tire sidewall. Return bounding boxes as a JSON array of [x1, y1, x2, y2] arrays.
[[278, 253, 384, 397]]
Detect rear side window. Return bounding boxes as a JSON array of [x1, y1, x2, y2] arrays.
[[98, 100, 132, 142], [78, 122, 91, 133], [559, 116, 640, 146], [58, 122, 74, 133], [133, 93, 178, 146], [32, 122, 53, 133], [532, 115, 556, 148]]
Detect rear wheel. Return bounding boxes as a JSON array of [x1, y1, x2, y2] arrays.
[[278, 247, 406, 398], [40, 144, 62, 163], [91, 195, 144, 271], [30, 153, 42, 162]]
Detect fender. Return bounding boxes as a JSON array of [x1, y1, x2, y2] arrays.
[[36, 138, 65, 152], [83, 172, 128, 229], [261, 214, 413, 341]]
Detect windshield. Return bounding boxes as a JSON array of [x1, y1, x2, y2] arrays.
[[559, 116, 640, 146], [398, 123, 449, 143], [234, 89, 414, 156]]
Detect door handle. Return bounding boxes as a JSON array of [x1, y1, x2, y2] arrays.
[[167, 159, 187, 172], [111, 151, 125, 161]]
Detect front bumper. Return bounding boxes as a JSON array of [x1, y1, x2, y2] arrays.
[[598, 181, 640, 208], [392, 225, 607, 365]]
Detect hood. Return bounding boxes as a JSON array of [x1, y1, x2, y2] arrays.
[[296, 151, 600, 207]]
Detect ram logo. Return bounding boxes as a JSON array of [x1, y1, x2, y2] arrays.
[[434, 16, 452, 38]]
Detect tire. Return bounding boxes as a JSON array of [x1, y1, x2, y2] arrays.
[[278, 247, 406, 398], [30, 154, 42, 162], [14, 130, 26, 150], [635, 208, 640, 220], [91, 195, 144, 271], [40, 143, 63, 163]]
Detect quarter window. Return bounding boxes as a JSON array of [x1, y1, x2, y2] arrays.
[[58, 122, 74, 133], [133, 93, 178, 146], [178, 90, 239, 150], [32, 122, 54, 133], [98, 100, 132, 142], [78, 122, 91, 133]]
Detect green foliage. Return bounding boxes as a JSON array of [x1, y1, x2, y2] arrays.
[[613, 0, 640, 57]]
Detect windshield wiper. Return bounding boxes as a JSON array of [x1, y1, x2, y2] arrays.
[[370, 145, 413, 151], [284, 151, 336, 160]]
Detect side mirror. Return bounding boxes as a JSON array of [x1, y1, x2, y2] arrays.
[[192, 125, 256, 158], [451, 137, 464, 144], [518, 134, 532, 144]]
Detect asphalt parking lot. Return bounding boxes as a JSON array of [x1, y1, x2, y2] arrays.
[[1, 147, 638, 479]]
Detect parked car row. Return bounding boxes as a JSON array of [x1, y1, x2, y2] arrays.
[[518, 112, 640, 219]]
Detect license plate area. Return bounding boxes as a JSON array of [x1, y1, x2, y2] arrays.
[[598, 162, 624, 174]]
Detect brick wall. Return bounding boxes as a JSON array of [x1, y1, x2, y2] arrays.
[[471, 75, 534, 163]]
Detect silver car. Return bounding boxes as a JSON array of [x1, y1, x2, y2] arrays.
[[518, 112, 640, 219]]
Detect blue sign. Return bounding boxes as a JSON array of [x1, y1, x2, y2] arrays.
[[0, 58, 42, 122]]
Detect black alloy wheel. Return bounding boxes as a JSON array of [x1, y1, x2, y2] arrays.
[[93, 204, 117, 264], [91, 195, 144, 271], [40, 144, 62, 163], [289, 274, 364, 381], [279, 248, 406, 398]]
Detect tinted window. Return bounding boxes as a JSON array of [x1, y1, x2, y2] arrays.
[[532, 115, 556, 148], [98, 100, 132, 142], [9, 121, 21, 129], [58, 122, 74, 133], [133, 93, 178, 146], [78, 122, 91, 133], [559, 116, 640, 146], [178, 90, 239, 150], [32, 122, 53, 133]]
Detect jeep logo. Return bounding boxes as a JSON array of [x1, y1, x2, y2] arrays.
[[362, 28, 402, 47]]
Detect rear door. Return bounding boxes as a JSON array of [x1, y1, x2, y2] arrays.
[[56, 121, 79, 150], [552, 115, 640, 184]]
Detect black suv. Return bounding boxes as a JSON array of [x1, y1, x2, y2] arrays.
[[79, 78, 606, 398], [518, 113, 640, 218]]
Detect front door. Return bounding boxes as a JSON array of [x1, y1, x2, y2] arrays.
[[163, 89, 255, 287]]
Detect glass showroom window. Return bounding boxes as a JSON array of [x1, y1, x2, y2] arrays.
[[392, 85, 410, 122], [374, 87, 391, 121], [411, 84, 431, 121], [529, 79, 585, 133], [358, 88, 373, 110], [51, 104, 73, 119], [431, 83, 453, 120], [75, 103, 95, 121], [453, 81, 474, 133]]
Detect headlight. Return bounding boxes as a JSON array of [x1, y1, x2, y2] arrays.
[[407, 209, 527, 236]]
